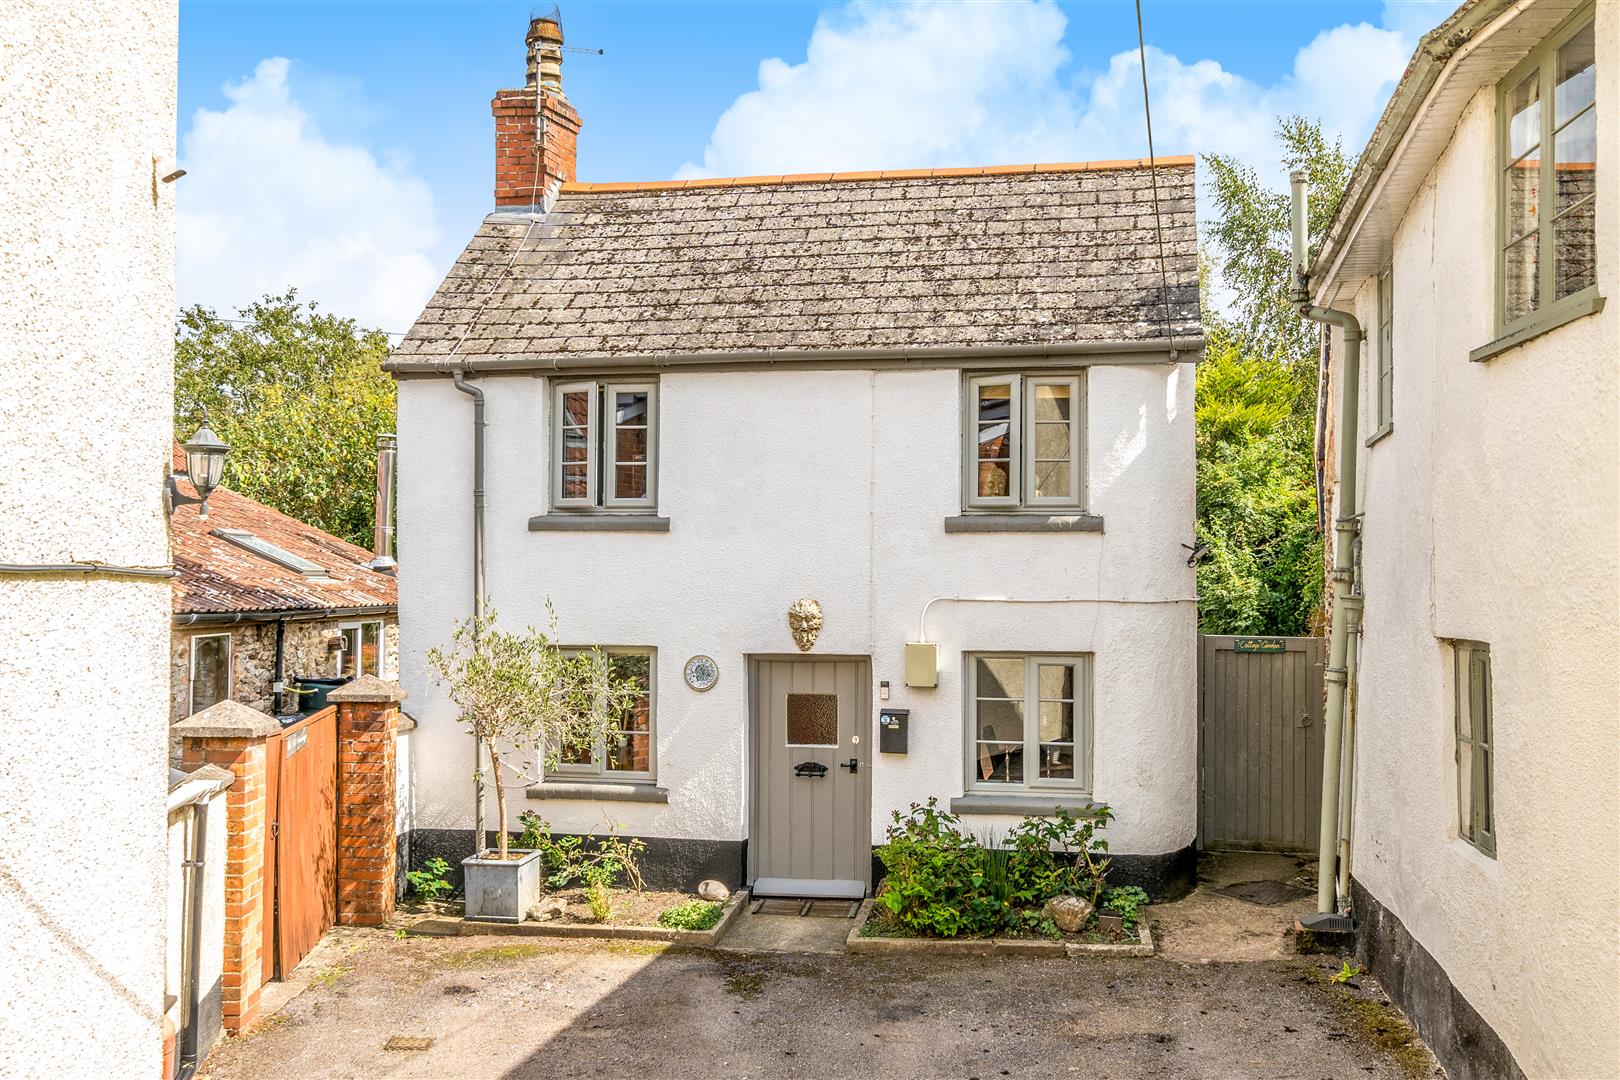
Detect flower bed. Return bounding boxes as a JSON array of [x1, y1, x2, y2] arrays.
[[847, 799, 1155, 957]]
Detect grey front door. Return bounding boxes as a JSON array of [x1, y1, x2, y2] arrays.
[[749, 658, 871, 897]]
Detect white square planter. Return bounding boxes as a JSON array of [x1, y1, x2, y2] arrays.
[[462, 848, 543, 923]]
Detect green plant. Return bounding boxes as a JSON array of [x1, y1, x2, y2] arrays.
[[406, 857, 453, 902], [1101, 885, 1150, 933], [1331, 961, 1363, 984], [585, 882, 613, 923], [1005, 805, 1115, 908], [874, 800, 1001, 937], [394, 928, 408, 940], [657, 899, 724, 931]]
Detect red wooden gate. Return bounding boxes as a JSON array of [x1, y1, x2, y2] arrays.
[[262, 705, 338, 981]]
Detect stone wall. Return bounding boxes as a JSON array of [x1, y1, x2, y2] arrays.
[[171, 616, 400, 726]]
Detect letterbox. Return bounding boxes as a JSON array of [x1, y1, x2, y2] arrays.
[[878, 708, 909, 754]]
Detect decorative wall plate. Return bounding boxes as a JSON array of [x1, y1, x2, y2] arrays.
[[683, 654, 719, 692]]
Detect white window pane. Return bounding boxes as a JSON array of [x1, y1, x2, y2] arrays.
[[1504, 154, 1541, 245], [1033, 459, 1070, 499], [1457, 738, 1474, 837], [1039, 745, 1075, 780], [975, 657, 1024, 698], [1038, 700, 1073, 743], [1507, 68, 1540, 160], [1038, 663, 1074, 699], [1032, 382, 1071, 422], [561, 390, 591, 427], [1554, 23, 1595, 127]]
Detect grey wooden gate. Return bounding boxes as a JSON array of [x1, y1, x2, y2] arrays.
[[1197, 635, 1327, 852]]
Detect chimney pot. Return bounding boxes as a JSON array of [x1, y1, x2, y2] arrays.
[[493, 9, 581, 208]]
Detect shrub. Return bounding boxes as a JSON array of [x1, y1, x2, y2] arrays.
[[1101, 885, 1150, 932], [516, 812, 647, 894], [873, 799, 1117, 938], [406, 857, 453, 902], [658, 900, 724, 931]]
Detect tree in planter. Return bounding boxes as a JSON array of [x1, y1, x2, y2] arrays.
[[426, 604, 644, 861]]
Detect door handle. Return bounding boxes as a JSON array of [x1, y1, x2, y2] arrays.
[[839, 757, 859, 774]]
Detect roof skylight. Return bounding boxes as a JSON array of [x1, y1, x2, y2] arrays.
[[212, 528, 329, 578]]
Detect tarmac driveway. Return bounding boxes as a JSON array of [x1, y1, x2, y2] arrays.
[[200, 931, 1436, 1080]]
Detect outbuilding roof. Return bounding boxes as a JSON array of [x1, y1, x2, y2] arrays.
[[170, 444, 397, 618], [388, 159, 1200, 371]]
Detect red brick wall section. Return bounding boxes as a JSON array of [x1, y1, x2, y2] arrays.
[[180, 736, 269, 1034], [336, 699, 399, 926], [492, 88, 581, 207]]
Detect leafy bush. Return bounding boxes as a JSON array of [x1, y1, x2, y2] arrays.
[[517, 812, 646, 894], [872, 799, 1115, 939], [406, 857, 453, 902], [658, 900, 724, 931], [1101, 885, 1150, 932]]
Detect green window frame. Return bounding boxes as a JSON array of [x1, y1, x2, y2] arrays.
[[1370, 264, 1393, 442], [1453, 641, 1495, 857], [1495, 5, 1599, 338]]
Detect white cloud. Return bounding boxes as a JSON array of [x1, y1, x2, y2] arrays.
[[676, 0, 1431, 193], [177, 58, 440, 333]]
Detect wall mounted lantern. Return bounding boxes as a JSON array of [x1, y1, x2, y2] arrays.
[[182, 420, 229, 519]]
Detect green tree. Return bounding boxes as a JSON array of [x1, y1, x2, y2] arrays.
[[175, 291, 395, 547], [1195, 117, 1350, 635]]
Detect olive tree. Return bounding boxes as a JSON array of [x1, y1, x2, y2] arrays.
[[426, 605, 643, 860]]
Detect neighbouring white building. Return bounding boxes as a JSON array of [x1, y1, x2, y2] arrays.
[[1309, 2, 1617, 1078], [391, 15, 1202, 901], [0, 2, 179, 1076]]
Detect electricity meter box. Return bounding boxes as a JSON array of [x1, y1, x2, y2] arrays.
[[904, 643, 938, 687]]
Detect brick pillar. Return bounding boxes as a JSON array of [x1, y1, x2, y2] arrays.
[[328, 675, 407, 926], [174, 700, 282, 1035]]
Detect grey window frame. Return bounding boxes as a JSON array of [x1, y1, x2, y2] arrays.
[[548, 647, 657, 783], [1452, 640, 1496, 857], [964, 652, 1093, 796], [550, 379, 658, 512], [189, 632, 232, 714], [1494, 4, 1600, 340], [1367, 264, 1394, 444], [962, 373, 1086, 512], [334, 619, 383, 678]]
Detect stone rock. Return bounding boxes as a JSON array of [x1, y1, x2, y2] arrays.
[[697, 879, 731, 903], [528, 898, 567, 922], [1043, 894, 1093, 934]]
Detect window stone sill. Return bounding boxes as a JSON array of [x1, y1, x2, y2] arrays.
[[1364, 422, 1393, 448], [949, 794, 1107, 817], [526, 781, 669, 803], [943, 513, 1104, 534], [1469, 292, 1605, 363], [528, 514, 670, 533]]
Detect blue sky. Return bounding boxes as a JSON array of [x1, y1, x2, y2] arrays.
[[177, 0, 1455, 331]]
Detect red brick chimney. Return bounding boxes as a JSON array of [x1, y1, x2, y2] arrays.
[[492, 13, 580, 208]]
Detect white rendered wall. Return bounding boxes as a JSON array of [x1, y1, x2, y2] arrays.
[[0, 2, 176, 1076], [1332, 14, 1618, 1076], [398, 359, 1195, 859]]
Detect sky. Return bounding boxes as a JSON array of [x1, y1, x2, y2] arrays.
[[177, 0, 1458, 333]]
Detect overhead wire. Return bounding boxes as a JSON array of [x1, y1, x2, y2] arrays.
[[1134, 0, 1179, 359]]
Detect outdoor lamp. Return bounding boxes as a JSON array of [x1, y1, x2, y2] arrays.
[[183, 420, 229, 519]]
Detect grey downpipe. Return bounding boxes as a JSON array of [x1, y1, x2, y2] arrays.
[[176, 800, 208, 1080], [451, 369, 488, 854], [1336, 619, 1362, 904], [1292, 169, 1365, 914]]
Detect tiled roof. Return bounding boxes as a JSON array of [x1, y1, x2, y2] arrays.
[[389, 158, 1199, 369], [171, 444, 397, 616]]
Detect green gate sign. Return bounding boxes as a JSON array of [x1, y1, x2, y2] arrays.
[[1233, 636, 1288, 654]]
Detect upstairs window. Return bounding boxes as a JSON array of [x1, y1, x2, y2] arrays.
[[552, 380, 657, 511], [1497, 8, 1598, 334], [964, 374, 1085, 511], [1373, 265, 1393, 438], [1453, 641, 1495, 857]]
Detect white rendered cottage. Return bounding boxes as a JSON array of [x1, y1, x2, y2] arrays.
[[1307, 2, 1616, 1078], [390, 15, 1203, 900]]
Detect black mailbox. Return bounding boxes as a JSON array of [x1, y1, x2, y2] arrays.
[[878, 708, 909, 754]]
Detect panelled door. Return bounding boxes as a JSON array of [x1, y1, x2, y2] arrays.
[[1197, 635, 1327, 852], [750, 658, 871, 898], [261, 705, 339, 981]]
